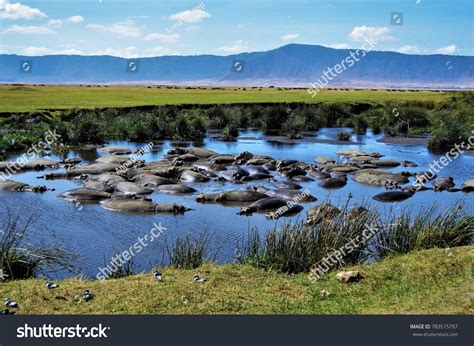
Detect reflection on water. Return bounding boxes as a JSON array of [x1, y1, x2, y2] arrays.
[[1, 129, 472, 279]]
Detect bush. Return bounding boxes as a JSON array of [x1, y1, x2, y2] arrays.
[[221, 124, 239, 141], [167, 234, 213, 269], [336, 131, 351, 141], [428, 115, 471, 149]]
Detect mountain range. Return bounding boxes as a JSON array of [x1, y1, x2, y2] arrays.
[[0, 44, 473, 88]]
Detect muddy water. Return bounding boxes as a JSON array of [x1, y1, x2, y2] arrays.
[[1, 129, 473, 278]]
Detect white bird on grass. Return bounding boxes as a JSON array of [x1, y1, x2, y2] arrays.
[[45, 282, 59, 289], [193, 275, 206, 283], [4, 298, 18, 308], [154, 271, 163, 282]]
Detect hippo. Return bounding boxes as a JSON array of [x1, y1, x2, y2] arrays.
[[83, 180, 115, 192], [157, 184, 197, 194], [353, 170, 409, 187], [195, 190, 269, 203], [276, 160, 299, 169], [61, 158, 82, 165], [209, 155, 236, 165], [462, 179, 474, 192], [247, 157, 273, 166], [290, 175, 314, 182], [349, 156, 376, 164], [234, 151, 254, 164], [336, 149, 368, 157], [114, 182, 153, 195], [280, 167, 307, 178], [414, 171, 437, 185], [175, 153, 199, 162], [179, 170, 210, 183], [306, 204, 341, 225], [401, 160, 418, 168], [59, 188, 111, 203], [0, 180, 48, 193], [238, 197, 289, 215], [247, 166, 270, 175], [330, 165, 359, 173], [372, 189, 416, 202], [0, 159, 57, 173], [241, 173, 273, 181], [432, 177, 455, 191], [318, 177, 347, 189], [268, 180, 302, 190], [262, 162, 277, 171], [131, 174, 175, 188], [314, 157, 335, 165], [66, 163, 120, 176], [92, 173, 126, 187], [100, 146, 132, 155], [252, 187, 317, 202], [168, 147, 217, 158], [348, 206, 369, 220], [96, 155, 131, 164], [266, 204, 304, 220], [308, 170, 331, 180], [373, 159, 401, 168], [100, 198, 191, 214]]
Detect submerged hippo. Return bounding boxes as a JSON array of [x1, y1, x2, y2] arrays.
[[179, 170, 210, 183], [100, 198, 191, 214], [66, 163, 120, 176], [318, 177, 347, 189], [251, 186, 316, 202], [306, 204, 341, 225], [266, 204, 304, 220], [59, 188, 112, 203], [372, 159, 401, 168], [195, 190, 268, 203], [168, 147, 217, 158], [241, 173, 273, 181], [353, 170, 409, 187], [131, 174, 175, 188], [268, 180, 302, 190], [238, 197, 289, 215], [462, 179, 474, 192], [0, 180, 48, 193], [432, 177, 455, 191], [114, 182, 153, 195], [100, 146, 132, 155], [372, 189, 416, 202], [96, 155, 131, 164], [157, 184, 196, 194]]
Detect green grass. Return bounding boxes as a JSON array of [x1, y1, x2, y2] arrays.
[[0, 85, 452, 113], [1, 246, 472, 314]]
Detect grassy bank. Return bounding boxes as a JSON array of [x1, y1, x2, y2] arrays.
[[0, 246, 472, 314], [0, 85, 452, 113]]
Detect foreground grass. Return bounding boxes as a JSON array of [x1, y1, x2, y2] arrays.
[[0, 246, 472, 314], [0, 85, 451, 113]]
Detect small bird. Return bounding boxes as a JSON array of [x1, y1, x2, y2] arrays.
[[319, 289, 331, 298], [4, 298, 18, 308], [193, 275, 206, 283], [154, 271, 163, 282], [45, 282, 59, 289], [0, 309, 15, 315], [82, 290, 93, 302]]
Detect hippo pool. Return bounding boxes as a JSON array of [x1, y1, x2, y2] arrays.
[[1, 128, 473, 279]]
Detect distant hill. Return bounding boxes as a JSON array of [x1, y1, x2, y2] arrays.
[[0, 44, 473, 88]]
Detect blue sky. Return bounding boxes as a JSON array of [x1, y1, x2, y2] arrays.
[[0, 0, 472, 57]]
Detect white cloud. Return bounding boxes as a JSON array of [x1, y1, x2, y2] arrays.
[[348, 26, 395, 42], [397, 45, 421, 54], [327, 43, 350, 49], [215, 40, 250, 54], [66, 15, 84, 24], [280, 34, 299, 42], [0, 0, 47, 20], [169, 8, 210, 23], [48, 19, 62, 26], [2, 25, 56, 35], [22, 47, 84, 55], [144, 33, 179, 43], [436, 44, 458, 55], [87, 19, 142, 38]]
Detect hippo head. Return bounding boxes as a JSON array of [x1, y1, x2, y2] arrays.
[[172, 204, 192, 214], [195, 194, 206, 202], [31, 185, 48, 193]]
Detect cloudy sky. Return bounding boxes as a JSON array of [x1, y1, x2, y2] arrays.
[[0, 0, 471, 57]]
